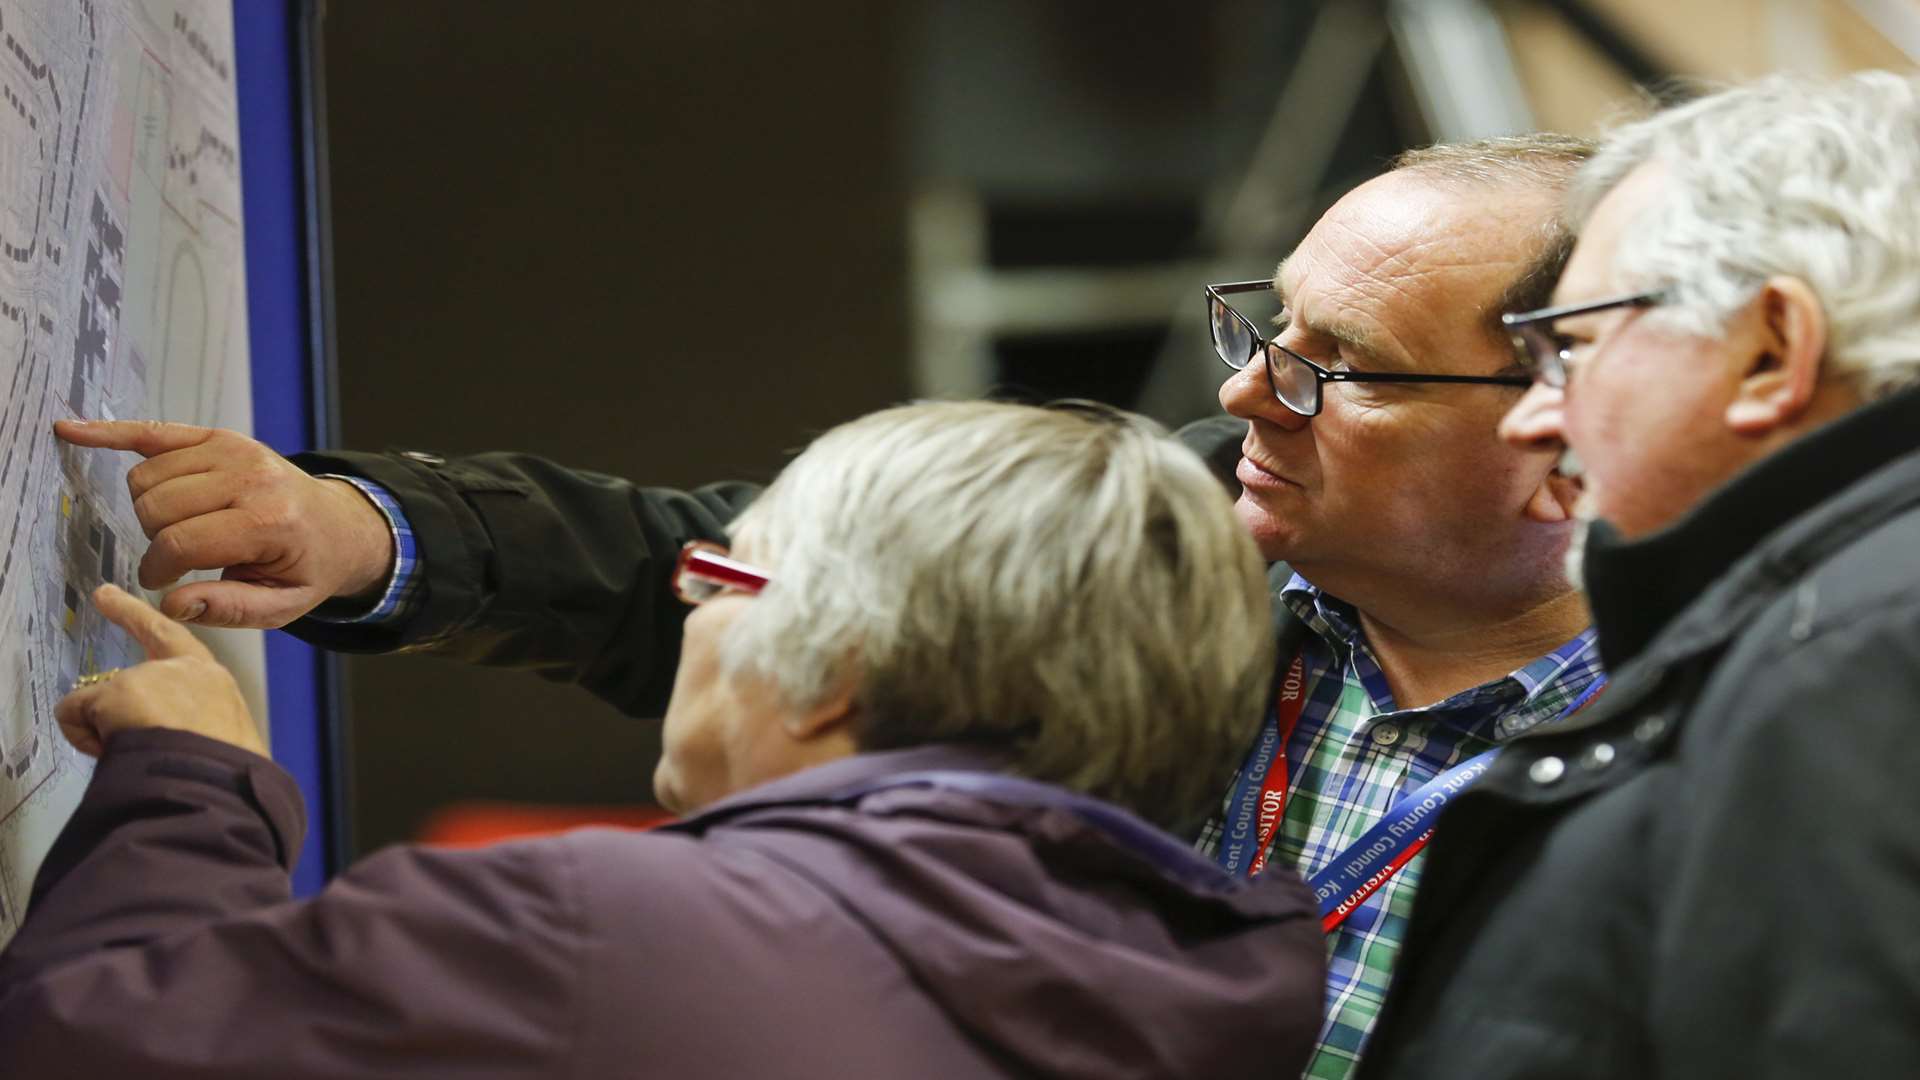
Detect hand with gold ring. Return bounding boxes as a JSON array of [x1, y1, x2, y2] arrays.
[[54, 585, 266, 759], [73, 668, 122, 690]]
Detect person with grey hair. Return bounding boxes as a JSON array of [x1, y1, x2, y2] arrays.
[[52, 131, 1607, 1078], [0, 400, 1327, 1078], [1361, 71, 1920, 1079]]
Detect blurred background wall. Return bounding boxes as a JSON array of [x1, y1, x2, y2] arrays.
[[322, 0, 1918, 854]]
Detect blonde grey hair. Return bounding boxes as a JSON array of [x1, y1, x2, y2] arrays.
[[1569, 71, 1920, 399], [720, 400, 1274, 832], [1391, 132, 1597, 190]]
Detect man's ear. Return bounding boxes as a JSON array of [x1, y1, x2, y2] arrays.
[[1725, 276, 1828, 436]]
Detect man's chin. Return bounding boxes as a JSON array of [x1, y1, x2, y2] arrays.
[[1236, 494, 1300, 564]]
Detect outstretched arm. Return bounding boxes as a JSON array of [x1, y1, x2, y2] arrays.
[[56, 420, 761, 718]]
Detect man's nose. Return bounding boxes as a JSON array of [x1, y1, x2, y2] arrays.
[[1218, 360, 1309, 431], [1498, 382, 1568, 451]]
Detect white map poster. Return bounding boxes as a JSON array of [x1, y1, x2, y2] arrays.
[[0, 0, 264, 948]]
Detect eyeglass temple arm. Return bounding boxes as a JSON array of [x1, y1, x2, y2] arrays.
[[1321, 371, 1533, 386], [1501, 290, 1665, 329], [684, 549, 768, 587]]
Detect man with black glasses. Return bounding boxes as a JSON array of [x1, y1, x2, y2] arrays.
[[53, 134, 1600, 1079], [1361, 72, 1920, 1079], [1187, 139, 1598, 1078]]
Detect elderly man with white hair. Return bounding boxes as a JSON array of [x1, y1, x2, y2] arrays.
[[1360, 71, 1920, 1079], [0, 401, 1326, 1078]]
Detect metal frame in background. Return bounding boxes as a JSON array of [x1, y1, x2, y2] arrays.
[[233, 0, 348, 895]]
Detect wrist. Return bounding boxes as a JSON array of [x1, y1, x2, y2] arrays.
[[320, 478, 398, 601]]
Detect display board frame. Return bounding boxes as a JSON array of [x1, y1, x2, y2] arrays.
[[234, 0, 344, 895]]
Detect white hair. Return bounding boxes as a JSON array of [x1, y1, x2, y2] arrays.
[[719, 400, 1273, 832], [1569, 71, 1920, 399]]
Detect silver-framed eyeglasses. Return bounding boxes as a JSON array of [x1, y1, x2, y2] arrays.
[[1501, 290, 1665, 388], [1206, 280, 1532, 417]]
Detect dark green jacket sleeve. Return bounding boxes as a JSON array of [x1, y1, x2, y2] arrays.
[[284, 449, 761, 718]]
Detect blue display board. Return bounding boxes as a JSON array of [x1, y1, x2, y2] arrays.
[[234, 0, 342, 896]]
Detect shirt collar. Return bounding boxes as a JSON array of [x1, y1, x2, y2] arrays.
[[1280, 572, 1601, 740]]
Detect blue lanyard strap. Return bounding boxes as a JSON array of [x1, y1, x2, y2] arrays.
[[1305, 748, 1496, 923]]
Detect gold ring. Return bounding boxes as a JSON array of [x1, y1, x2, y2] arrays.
[[73, 668, 121, 689]]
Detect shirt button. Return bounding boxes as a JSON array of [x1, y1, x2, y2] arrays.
[[1369, 724, 1402, 747], [401, 449, 446, 466], [1633, 714, 1670, 744], [1580, 742, 1616, 770], [1528, 756, 1566, 785]]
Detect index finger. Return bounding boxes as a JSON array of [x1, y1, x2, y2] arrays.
[[55, 419, 217, 458], [91, 583, 213, 662]]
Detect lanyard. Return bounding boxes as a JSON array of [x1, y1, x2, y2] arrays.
[[1217, 647, 1607, 932]]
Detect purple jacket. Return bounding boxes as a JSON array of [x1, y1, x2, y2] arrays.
[[0, 731, 1323, 1078]]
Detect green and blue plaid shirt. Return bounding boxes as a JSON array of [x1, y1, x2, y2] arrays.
[[1197, 574, 1602, 1079]]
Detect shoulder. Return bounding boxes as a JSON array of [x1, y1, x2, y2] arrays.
[[1719, 503, 1920, 703], [1674, 530, 1920, 803], [551, 814, 885, 934]]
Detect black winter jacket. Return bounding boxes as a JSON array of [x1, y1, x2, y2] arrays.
[[1362, 388, 1920, 1079]]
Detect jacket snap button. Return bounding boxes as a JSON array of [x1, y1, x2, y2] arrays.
[[1370, 724, 1402, 747], [1580, 742, 1616, 770], [1633, 714, 1670, 744], [1528, 756, 1566, 785]]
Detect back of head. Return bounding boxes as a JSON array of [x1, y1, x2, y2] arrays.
[[723, 400, 1274, 833], [1570, 71, 1920, 398]]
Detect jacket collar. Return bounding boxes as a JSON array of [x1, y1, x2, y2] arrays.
[[1583, 384, 1920, 671], [679, 744, 1012, 827]]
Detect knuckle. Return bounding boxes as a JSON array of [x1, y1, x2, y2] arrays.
[[152, 527, 191, 568], [131, 490, 162, 533], [217, 429, 266, 462], [193, 604, 233, 628], [239, 464, 283, 500], [245, 497, 296, 535]]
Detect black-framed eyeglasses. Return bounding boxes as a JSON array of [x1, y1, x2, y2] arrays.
[[1501, 290, 1665, 389], [1206, 281, 1531, 417]]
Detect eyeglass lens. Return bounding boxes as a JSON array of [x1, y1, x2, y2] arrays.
[[676, 573, 722, 604], [1267, 345, 1321, 415], [1209, 295, 1257, 370], [1512, 324, 1569, 388], [1210, 289, 1319, 417]]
